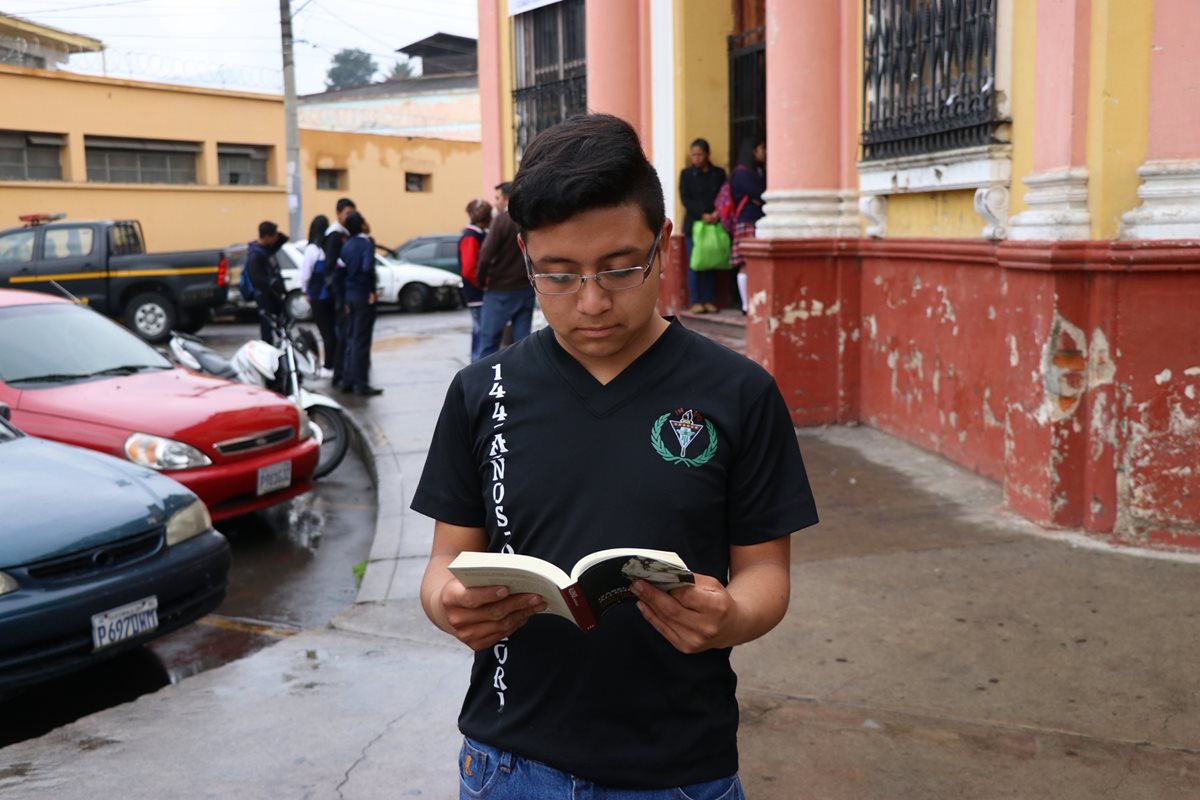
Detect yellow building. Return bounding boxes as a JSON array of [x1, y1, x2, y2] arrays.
[[0, 18, 482, 252]]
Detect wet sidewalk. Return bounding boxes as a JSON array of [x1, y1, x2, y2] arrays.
[[3, 319, 1199, 799]]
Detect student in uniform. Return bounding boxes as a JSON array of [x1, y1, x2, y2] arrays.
[[412, 113, 818, 799]]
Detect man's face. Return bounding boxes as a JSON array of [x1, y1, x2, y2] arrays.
[[494, 191, 508, 213], [338, 205, 356, 225], [262, 231, 280, 246], [521, 203, 670, 375]]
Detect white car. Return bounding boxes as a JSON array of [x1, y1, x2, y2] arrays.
[[228, 241, 463, 320]]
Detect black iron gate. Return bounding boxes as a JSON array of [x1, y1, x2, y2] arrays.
[[728, 27, 766, 169]]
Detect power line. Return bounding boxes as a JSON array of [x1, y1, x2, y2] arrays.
[[6, 0, 150, 13]]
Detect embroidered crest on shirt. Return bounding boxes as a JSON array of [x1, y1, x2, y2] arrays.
[[651, 409, 717, 467]]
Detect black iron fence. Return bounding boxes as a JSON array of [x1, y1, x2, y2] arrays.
[[861, 0, 1001, 161], [513, 75, 588, 158], [728, 27, 766, 169]]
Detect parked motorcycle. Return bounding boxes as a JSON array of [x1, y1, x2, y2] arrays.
[[167, 314, 350, 480]]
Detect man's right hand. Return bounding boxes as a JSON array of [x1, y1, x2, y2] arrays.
[[438, 580, 547, 651]]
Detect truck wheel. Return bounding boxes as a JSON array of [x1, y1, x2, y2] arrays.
[[124, 292, 176, 343], [399, 283, 432, 313]]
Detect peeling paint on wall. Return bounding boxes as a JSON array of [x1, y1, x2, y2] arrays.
[[1037, 313, 1089, 423]]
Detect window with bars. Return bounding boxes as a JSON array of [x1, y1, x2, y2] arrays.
[[85, 137, 199, 184], [512, 0, 587, 159], [316, 168, 345, 191], [728, 0, 766, 171], [405, 172, 430, 192], [861, 0, 1002, 161], [218, 144, 270, 185], [0, 131, 64, 181]]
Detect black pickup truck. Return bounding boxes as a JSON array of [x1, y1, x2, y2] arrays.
[[0, 216, 229, 343]]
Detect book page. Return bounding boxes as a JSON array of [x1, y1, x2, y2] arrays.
[[448, 552, 576, 622]]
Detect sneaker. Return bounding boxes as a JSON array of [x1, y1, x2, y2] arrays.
[[689, 303, 707, 314], [318, 367, 334, 380], [703, 303, 719, 313]]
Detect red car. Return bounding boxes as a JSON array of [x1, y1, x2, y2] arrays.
[[0, 289, 319, 522]]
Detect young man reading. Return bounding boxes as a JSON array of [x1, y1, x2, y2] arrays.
[[413, 114, 818, 798]]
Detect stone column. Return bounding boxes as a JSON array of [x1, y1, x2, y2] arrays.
[[1121, 0, 1200, 239], [585, 0, 644, 139], [477, 0, 505, 194], [1009, 0, 1092, 241], [755, 0, 858, 239]]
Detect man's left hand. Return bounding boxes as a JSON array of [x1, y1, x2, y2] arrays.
[[631, 575, 738, 653]]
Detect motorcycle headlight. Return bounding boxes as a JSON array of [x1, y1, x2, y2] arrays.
[[166, 499, 213, 546], [125, 433, 213, 471], [0, 571, 17, 596]]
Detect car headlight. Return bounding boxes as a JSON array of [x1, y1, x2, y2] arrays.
[[166, 499, 213, 546], [124, 433, 213, 471], [296, 404, 312, 441], [0, 571, 18, 596]]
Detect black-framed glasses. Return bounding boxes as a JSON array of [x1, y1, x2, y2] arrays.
[[521, 229, 664, 296]]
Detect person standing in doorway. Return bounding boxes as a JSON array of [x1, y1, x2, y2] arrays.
[[458, 198, 492, 361], [729, 137, 765, 313], [413, 114, 817, 798], [475, 181, 536, 361], [338, 211, 382, 396], [244, 220, 288, 344], [299, 214, 336, 378], [678, 137, 726, 314]]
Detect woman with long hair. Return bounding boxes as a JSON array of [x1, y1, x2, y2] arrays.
[[729, 136, 765, 313], [299, 213, 336, 376]]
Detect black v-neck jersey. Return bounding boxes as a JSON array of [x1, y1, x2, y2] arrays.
[[412, 318, 818, 789]]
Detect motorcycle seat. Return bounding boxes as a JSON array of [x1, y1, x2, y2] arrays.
[[182, 341, 238, 380]]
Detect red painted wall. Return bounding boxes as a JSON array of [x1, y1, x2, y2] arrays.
[[741, 237, 1200, 551]]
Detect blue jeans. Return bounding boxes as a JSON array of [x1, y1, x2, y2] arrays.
[[684, 232, 716, 305], [476, 288, 536, 361], [468, 305, 483, 362], [459, 737, 745, 800]]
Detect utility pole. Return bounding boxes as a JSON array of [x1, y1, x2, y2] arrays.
[[280, 0, 303, 239]]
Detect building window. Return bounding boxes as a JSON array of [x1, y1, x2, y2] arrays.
[[0, 131, 64, 181], [316, 168, 345, 191], [512, 0, 586, 159], [861, 0, 1002, 161], [218, 144, 270, 185], [405, 172, 430, 192], [85, 137, 199, 184]]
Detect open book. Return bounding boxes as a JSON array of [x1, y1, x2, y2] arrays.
[[448, 548, 694, 631]]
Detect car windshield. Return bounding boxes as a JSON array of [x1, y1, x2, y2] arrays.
[[0, 303, 172, 386]]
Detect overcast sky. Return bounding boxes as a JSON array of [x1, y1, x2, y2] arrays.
[[5, 0, 479, 95]]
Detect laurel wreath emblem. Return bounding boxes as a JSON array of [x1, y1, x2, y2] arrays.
[[650, 413, 718, 468]]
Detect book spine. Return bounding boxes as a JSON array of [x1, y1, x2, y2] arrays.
[[560, 585, 597, 631]]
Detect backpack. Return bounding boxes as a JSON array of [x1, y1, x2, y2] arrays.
[[714, 166, 752, 234], [238, 263, 255, 301]]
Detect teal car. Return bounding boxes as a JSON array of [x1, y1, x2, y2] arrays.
[[0, 403, 231, 694]]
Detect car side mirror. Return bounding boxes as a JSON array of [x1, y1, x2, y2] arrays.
[[0, 402, 9, 421]]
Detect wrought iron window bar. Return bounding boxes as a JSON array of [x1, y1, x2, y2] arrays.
[[861, 0, 1003, 161]]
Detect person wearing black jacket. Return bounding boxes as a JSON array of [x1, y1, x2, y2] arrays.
[[323, 197, 356, 386], [475, 181, 535, 360], [678, 138, 726, 314], [245, 220, 288, 343]]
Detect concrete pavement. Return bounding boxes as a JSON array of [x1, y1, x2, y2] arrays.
[[3, 313, 1199, 799]]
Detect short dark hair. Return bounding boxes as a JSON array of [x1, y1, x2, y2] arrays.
[[336, 197, 357, 213], [508, 114, 664, 234], [494, 181, 514, 198], [345, 211, 365, 236], [737, 136, 765, 169], [690, 138, 710, 155], [258, 220, 278, 238]]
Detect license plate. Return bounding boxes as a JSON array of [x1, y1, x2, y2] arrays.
[[91, 596, 159, 651], [257, 460, 292, 495]]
